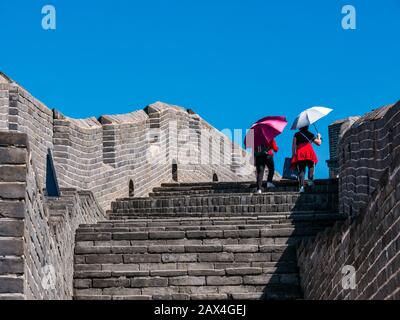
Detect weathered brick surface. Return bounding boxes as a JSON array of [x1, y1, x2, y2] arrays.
[[0, 75, 10, 130], [0, 73, 256, 214], [338, 102, 400, 217], [298, 103, 400, 300], [0, 132, 27, 299], [326, 117, 360, 178], [72, 180, 341, 300], [0, 132, 105, 300]]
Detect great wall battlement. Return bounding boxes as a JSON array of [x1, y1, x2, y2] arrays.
[[0, 71, 398, 300], [0, 72, 255, 211]]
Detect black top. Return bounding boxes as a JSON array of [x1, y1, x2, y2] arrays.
[[295, 130, 316, 145]]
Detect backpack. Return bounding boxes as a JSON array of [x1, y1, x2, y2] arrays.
[[254, 145, 271, 157]]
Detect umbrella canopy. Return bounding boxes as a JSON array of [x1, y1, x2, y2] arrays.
[[291, 106, 333, 130], [244, 116, 288, 149]]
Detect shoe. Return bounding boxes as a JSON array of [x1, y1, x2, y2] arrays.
[[256, 189, 262, 194], [299, 186, 305, 193], [267, 182, 276, 189]]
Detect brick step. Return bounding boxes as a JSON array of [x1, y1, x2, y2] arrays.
[[113, 193, 337, 210], [110, 205, 337, 216], [75, 226, 329, 242], [72, 179, 341, 300], [74, 267, 297, 279], [75, 260, 299, 273], [74, 283, 302, 300], [149, 185, 337, 195], [109, 203, 337, 215], [107, 210, 339, 220], [73, 274, 300, 289], [158, 179, 337, 190], [149, 184, 337, 196], [75, 244, 294, 255], [75, 246, 299, 264], [76, 220, 336, 233], [89, 212, 344, 225], [75, 236, 315, 247]]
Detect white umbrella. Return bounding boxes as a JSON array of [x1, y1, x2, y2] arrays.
[[291, 106, 333, 131]]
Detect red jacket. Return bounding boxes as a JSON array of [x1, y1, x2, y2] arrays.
[[267, 139, 279, 155]]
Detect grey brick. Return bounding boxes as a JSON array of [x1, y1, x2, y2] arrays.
[[149, 231, 185, 239], [198, 253, 234, 262], [92, 278, 130, 288], [0, 220, 24, 237], [243, 274, 279, 285], [206, 276, 242, 286], [124, 254, 161, 263], [224, 245, 258, 253], [226, 267, 262, 276], [131, 277, 168, 288], [0, 183, 25, 199], [85, 254, 123, 264], [73, 279, 92, 289], [188, 269, 225, 276], [162, 253, 197, 263], [0, 147, 27, 165], [0, 202, 25, 219], [169, 276, 205, 286], [0, 239, 23, 256], [0, 166, 26, 182], [0, 277, 23, 293], [185, 245, 222, 253], [148, 245, 184, 253], [150, 270, 187, 277], [0, 258, 24, 275]]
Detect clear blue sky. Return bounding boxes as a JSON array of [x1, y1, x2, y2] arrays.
[[1, 0, 399, 178]]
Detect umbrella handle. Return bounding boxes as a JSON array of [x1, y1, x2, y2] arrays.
[[313, 124, 323, 141]]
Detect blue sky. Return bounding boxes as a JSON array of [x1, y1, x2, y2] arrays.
[[1, 0, 399, 178]]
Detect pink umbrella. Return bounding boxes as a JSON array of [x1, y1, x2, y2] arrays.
[[244, 116, 288, 149]]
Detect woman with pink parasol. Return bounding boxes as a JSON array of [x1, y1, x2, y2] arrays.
[[245, 116, 288, 194]]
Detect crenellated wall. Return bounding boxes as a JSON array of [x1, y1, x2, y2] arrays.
[[0, 71, 255, 300], [297, 101, 400, 300], [338, 102, 400, 217], [0, 72, 254, 211]]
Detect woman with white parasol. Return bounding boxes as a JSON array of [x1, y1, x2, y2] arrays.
[[291, 107, 332, 193]]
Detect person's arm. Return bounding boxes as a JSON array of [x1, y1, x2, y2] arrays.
[[292, 137, 297, 157], [313, 133, 322, 146], [271, 139, 278, 152]]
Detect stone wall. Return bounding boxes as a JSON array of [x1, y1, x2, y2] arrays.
[[339, 102, 400, 217], [0, 73, 254, 212], [8, 84, 54, 187], [0, 131, 26, 299], [297, 102, 400, 300], [0, 79, 9, 131], [297, 155, 399, 300], [326, 116, 360, 179], [0, 131, 105, 299]]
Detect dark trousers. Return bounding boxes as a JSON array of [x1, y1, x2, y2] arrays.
[[297, 160, 315, 187], [255, 155, 275, 190]]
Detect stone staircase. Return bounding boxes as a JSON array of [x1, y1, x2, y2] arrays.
[[73, 179, 343, 300]]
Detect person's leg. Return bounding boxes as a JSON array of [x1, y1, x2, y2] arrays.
[[256, 163, 265, 191], [308, 161, 315, 181], [297, 161, 306, 188], [266, 156, 275, 183]]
